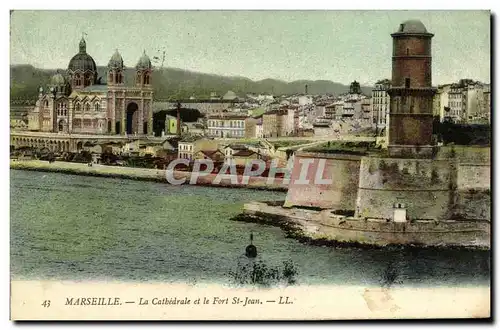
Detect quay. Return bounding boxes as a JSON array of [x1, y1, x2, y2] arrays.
[[10, 160, 288, 191]]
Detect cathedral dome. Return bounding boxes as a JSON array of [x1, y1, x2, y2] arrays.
[[396, 20, 428, 34], [68, 37, 97, 73], [108, 49, 124, 70], [136, 50, 152, 70], [50, 72, 67, 86]]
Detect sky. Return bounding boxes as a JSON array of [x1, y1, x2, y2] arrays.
[[9, 10, 490, 86]]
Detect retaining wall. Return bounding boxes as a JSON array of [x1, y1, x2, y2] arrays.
[[355, 157, 454, 220], [244, 202, 490, 249], [284, 152, 361, 210]]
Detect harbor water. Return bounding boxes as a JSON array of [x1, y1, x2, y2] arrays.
[[10, 169, 490, 287]]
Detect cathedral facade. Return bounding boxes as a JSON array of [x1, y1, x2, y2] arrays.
[[28, 37, 154, 136]]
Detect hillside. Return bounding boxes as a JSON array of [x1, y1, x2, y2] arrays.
[[10, 64, 374, 102]]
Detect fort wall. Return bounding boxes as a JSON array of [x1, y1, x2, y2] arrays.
[[282, 147, 490, 222], [243, 202, 490, 249], [355, 157, 453, 220], [283, 152, 361, 210]]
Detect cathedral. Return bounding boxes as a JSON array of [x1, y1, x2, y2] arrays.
[[28, 37, 154, 136]]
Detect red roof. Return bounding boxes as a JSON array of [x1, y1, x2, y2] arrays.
[[198, 149, 223, 158], [233, 150, 257, 157]]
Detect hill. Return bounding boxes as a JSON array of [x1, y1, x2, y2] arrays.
[[10, 64, 374, 102]]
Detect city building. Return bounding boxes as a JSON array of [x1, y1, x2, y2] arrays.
[[448, 82, 466, 122], [206, 113, 247, 138], [244, 117, 258, 138], [435, 84, 451, 122], [28, 37, 154, 135], [483, 84, 491, 123], [178, 138, 218, 160], [262, 109, 295, 138], [371, 79, 391, 128], [255, 118, 264, 138], [360, 98, 372, 126], [164, 115, 178, 135], [436, 80, 490, 123], [230, 149, 260, 166], [324, 102, 343, 120], [194, 149, 225, 162], [298, 95, 313, 106]]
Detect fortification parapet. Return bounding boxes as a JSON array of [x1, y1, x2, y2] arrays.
[[284, 151, 362, 210]]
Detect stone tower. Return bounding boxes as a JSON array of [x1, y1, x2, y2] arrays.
[[387, 20, 437, 157], [107, 49, 125, 134]]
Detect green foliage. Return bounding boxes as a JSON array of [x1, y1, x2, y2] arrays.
[[305, 141, 376, 155], [273, 140, 313, 148], [229, 258, 298, 287]]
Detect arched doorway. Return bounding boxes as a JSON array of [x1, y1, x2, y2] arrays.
[[126, 102, 138, 135], [77, 141, 83, 151], [115, 121, 121, 134], [58, 120, 64, 132]]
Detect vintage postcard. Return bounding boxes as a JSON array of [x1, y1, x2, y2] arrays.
[[9, 10, 491, 321]]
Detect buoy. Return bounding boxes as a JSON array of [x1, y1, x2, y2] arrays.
[[245, 232, 257, 258]]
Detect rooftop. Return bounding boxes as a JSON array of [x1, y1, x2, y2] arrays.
[[392, 19, 433, 37], [233, 149, 257, 157], [207, 113, 248, 120]]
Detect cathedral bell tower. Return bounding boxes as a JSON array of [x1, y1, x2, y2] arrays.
[[107, 49, 124, 86], [387, 20, 437, 157]]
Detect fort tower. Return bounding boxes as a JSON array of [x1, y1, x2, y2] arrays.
[[387, 20, 437, 157]]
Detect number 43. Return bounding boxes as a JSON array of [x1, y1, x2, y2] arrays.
[[41, 300, 51, 308]]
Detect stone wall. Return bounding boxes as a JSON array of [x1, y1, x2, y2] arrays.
[[243, 202, 490, 249], [284, 152, 361, 210], [281, 147, 490, 222], [457, 164, 490, 190], [356, 157, 453, 220]]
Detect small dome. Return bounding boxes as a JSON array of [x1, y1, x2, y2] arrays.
[[136, 50, 152, 70], [397, 20, 428, 34], [108, 49, 124, 70], [223, 90, 238, 100], [50, 72, 67, 85]]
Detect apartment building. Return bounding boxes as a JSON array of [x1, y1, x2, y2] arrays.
[[371, 79, 391, 128], [206, 113, 248, 138]]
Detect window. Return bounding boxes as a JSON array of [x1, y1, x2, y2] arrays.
[[85, 103, 90, 112], [94, 102, 100, 112], [76, 103, 81, 112], [84, 74, 91, 86], [405, 78, 410, 89]]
